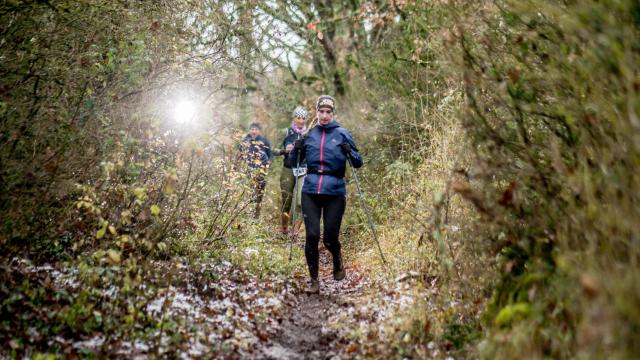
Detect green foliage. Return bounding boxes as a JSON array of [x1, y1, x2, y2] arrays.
[[0, 1, 273, 355], [441, 317, 481, 352], [451, 0, 640, 357], [0, 0, 164, 256], [494, 303, 532, 327], [305, 0, 640, 358], [2, 0, 639, 357]]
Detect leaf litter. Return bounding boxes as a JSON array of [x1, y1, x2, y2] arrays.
[[4, 246, 444, 359]]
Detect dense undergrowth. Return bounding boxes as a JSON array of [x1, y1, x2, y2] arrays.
[[333, 0, 640, 358], [259, 0, 640, 358], [0, 1, 296, 356], [2, 0, 639, 358]]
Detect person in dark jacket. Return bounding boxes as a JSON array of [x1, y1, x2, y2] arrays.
[[277, 106, 309, 236], [289, 95, 363, 294], [239, 122, 273, 218]]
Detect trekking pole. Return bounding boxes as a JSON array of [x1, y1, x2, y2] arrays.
[[346, 156, 388, 266], [288, 148, 302, 262]]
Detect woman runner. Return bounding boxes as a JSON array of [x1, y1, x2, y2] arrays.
[[277, 107, 309, 236], [290, 95, 363, 294]]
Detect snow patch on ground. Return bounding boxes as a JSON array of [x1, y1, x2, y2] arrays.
[[244, 247, 258, 256], [181, 340, 209, 359], [72, 335, 105, 350], [263, 343, 300, 359], [116, 340, 151, 355], [26, 261, 81, 289], [146, 287, 206, 320]]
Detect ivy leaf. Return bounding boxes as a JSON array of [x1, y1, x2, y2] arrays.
[[117, 235, 130, 247], [107, 249, 121, 264], [9, 339, 20, 349], [163, 182, 174, 194], [133, 187, 147, 201], [96, 220, 108, 239]]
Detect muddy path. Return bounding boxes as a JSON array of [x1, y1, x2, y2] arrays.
[[260, 247, 370, 360]]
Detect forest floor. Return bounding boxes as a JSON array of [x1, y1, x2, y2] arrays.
[[6, 239, 442, 359]]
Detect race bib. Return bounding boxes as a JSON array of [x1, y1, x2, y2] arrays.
[[292, 166, 307, 177]]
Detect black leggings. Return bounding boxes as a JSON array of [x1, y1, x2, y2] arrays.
[[301, 193, 346, 279]]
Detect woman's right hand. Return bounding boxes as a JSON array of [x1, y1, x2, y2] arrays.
[[286, 144, 294, 153]]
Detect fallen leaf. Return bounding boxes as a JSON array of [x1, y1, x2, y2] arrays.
[[257, 330, 269, 342], [508, 68, 521, 82], [498, 181, 517, 207]]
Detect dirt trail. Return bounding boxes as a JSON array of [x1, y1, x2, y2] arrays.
[[261, 248, 369, 360]]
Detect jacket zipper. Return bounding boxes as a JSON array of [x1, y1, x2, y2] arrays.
[[317, 129, 326, 193]]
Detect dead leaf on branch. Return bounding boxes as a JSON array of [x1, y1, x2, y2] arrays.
[[451, 180, 493, 217], [580, 273, 600, 298]]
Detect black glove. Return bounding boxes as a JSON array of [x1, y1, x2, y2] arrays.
[[293, 139, 304, 151], [340, 142, 352, 155]]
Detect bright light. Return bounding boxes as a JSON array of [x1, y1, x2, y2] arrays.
[[173, 100, 197, 124]]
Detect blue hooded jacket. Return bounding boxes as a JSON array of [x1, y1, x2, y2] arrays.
[[289, 120, 363, 196], [280, 127, 306, 169], [240, 134, 273, 169]]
